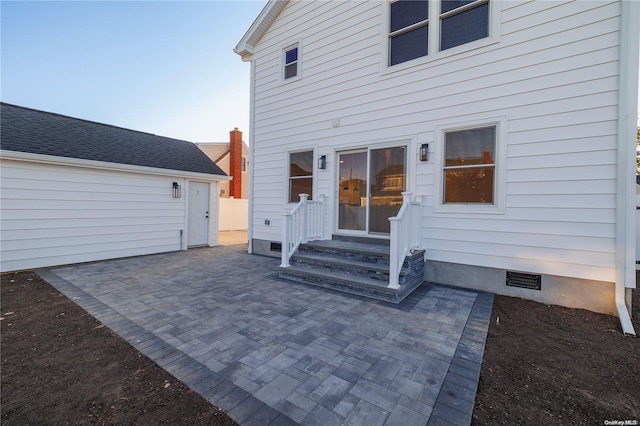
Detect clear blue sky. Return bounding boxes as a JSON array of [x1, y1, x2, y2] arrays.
[[1, 0, 266, 143]]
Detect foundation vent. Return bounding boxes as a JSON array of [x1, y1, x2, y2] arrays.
[[270, 242, 282, 252], [506, 271, 541, 290]]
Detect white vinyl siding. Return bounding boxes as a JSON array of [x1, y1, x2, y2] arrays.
[[249, 0, 621, 282], [0, 160, 195, 272]]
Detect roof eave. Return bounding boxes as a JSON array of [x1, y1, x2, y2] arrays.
[[234, 0, 288, 61], [0, 149, 232, 181]]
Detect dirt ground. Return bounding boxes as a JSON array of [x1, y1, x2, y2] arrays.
[[1, 270, 639, 425], [0, 271, 236, 426], [473, 276, 640, 425]]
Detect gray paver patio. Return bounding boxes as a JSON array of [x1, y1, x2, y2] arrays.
[[38, 245, 493, 425]]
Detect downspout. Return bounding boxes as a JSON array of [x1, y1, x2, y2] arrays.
[[247, 57, 256, 254], [615, 0, 638, 336]]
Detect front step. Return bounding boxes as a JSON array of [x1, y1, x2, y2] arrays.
[[279, 240, 424, 304]]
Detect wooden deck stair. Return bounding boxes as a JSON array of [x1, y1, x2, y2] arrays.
[[278, 237, 425, 303]]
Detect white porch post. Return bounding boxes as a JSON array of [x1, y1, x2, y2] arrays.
[[281, 211, 292, 267], [299, 193, 309, 242], [389, 216, 401, 290], [319, 193, 327, 240]]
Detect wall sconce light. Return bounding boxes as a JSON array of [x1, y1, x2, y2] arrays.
[[172, 182, 182, 198], [420, 144, 429, 162], [318, 155, 327, 170]]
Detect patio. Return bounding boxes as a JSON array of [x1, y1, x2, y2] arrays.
[[38, 245, 492, 425]]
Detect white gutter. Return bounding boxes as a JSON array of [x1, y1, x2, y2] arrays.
[[0, 149, 232, 182], [615, 0, 638, 336]]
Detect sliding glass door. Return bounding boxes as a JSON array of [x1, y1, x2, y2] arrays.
[[337, 146, 406, 235]]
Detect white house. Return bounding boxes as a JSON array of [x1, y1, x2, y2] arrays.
[[0, 103, 231, 272], [235, 0, 639, 334]]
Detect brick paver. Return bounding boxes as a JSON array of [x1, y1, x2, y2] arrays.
[[39, 245, 493, 425]]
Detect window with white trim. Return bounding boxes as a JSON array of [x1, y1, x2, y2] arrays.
[[288, 150, 313, 203], [387, 0, 491, 67], [283, 45, 299, 80], [443, 126, 495, 204]]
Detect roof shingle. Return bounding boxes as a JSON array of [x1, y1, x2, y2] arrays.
[[0, 103, 227, 176]]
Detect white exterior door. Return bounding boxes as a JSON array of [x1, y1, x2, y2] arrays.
[[188, 181, 210, 247]]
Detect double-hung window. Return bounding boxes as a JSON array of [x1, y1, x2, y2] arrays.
[[389, 0, 430, 66], [388, 0, 491, 67], [284, 45, 299, 80], [288, 150, 313, 203], [442, 126, 496, 204]]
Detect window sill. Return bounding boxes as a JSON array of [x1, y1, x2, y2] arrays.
[[380, 35, 499, 77]]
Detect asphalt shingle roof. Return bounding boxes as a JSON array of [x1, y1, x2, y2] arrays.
[[0, 103, 227, 176]]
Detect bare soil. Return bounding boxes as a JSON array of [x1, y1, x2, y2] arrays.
[[473, 275, 640, 425], [1, 271, 236, 425], [1, 270, 639, 425]]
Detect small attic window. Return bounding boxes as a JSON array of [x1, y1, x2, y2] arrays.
[[284, 45, 299, 80]]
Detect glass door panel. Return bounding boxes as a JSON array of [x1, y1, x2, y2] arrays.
[[369, 146, 406, 234], [338, 151, 367, 231]]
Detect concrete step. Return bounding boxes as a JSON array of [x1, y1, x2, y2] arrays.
[[290, 252, 408, 282], [278, 265, 419, 304], [297, 240, 391, 266], [279, 238, 426, 304]]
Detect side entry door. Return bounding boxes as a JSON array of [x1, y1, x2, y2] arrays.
[[188, 181, 210, 247]]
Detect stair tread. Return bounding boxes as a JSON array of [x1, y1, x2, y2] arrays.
[[291, 252, 414, 275], [281, 264, 399, 292], [302, 240, 390, 256]]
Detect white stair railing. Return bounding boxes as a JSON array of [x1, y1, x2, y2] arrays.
[[281, 193, 326, 267], [388, 192, 422, 289]]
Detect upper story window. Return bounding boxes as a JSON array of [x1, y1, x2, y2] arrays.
[[242, 157, 247, 172], [440, 0, 489, 51], [289, 150, 313, 203], [284, 45, 299, 80], [389, 0, 430, 66], [388, 0, 491, 67]]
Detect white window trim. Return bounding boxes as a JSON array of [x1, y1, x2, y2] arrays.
[[380, 0, 501, 75], [281, 40, 302, 83], [285, 147, 316, 205], [433, 116, 507, 214]]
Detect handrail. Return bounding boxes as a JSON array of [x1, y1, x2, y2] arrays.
[[281, 194, 326, 267], [388, 192, 422, 289]]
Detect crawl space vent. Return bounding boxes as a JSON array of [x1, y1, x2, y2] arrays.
[[270, 242, 282, 252], [506, 271, 541, 290]]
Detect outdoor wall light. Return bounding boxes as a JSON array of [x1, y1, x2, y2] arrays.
[[420, 144, 429, 162], [172, 182, 182, 198], [318, 155, 327, 170]]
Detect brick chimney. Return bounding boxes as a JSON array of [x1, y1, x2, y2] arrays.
[[229, 128, 243, 198]]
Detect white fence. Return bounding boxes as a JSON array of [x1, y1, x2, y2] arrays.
[[219, 198, 248, 231]]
